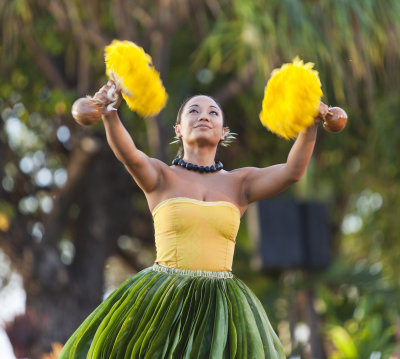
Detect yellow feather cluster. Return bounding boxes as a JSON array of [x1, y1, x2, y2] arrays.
[[259, 57, 323, 139], [104, 40, 168, 117]]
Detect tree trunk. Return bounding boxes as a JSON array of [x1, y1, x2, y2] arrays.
[[5, 140, 148, 358]]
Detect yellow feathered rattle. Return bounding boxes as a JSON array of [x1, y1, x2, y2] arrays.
[[72, 40, 168, 125], [259, 57, 347, 139]]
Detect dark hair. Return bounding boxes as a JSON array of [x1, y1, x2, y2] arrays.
[[175, 94, 226, 157]]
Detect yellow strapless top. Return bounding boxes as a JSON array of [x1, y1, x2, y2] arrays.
[[152, 197, 241, 271]]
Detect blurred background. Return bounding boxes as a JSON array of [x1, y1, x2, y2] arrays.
[[1, 0, 400, 358]]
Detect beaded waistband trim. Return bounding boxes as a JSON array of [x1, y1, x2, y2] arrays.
[[151, 263, 233, 279]]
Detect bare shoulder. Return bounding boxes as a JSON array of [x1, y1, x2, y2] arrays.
[[229, 165, 281, 178], [220, 166, 255, 198], [225, 165, 281, 204], [145, 158, 183, 189], [225, 166, 255, 179], [148, 156, 170, 170], [215, 166, 259, 192]]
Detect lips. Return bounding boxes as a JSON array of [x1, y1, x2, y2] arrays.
[[195, 124, 211, 129]]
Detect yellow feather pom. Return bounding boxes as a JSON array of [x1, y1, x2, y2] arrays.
[[259, 57, 323, 139], [104, 40, 168, 117]]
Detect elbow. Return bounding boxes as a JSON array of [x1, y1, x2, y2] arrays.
[[287, 169, 305, 183], [284, 165, 304, 183], [288, 176, 301, 185]]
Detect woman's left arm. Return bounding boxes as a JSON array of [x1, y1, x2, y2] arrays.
[[242, 103, 327, 204]]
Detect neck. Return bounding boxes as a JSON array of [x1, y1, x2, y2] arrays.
[[182, 147, 217, 166]]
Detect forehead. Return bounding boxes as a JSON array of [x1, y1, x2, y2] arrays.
[[185, 96, 220, 110]]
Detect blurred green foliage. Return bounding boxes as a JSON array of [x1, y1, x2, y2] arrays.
[[1, 0, 400, 357]]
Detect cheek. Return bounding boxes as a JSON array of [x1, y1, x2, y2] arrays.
[[215, 118, 224, 130], [181, 116, 196, 130], [178, 119, 191, 135]]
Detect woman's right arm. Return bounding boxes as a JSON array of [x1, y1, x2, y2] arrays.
[[97, 81, 162, 193], [102, 112, 161, 193]]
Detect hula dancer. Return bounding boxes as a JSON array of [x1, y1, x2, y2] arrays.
[[63, 41, 347, 358]]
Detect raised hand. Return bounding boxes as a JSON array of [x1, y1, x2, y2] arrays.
[[314, 101, 329, 126], [93, 80, 123, 115]]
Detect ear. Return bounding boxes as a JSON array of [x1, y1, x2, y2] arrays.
[[220, 127, 227, 141], [175, 124, 183, 138]]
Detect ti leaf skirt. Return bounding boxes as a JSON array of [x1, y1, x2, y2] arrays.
[[59, 263, 286, 359]]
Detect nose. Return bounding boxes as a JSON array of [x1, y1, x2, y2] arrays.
[[199, 114, 210, 122]]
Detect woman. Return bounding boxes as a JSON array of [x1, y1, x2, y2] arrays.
[[60, 80, 327, 358]]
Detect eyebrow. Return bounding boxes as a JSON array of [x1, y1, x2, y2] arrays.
[[189, 104, 219, 110]]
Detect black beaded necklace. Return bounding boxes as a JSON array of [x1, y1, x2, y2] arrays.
[[172, 157, 223, 173]]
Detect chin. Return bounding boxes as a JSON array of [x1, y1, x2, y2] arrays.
[[189, 134, 219, 146]]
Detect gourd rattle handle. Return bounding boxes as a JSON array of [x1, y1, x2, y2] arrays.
[[321, 105, 348, 133]]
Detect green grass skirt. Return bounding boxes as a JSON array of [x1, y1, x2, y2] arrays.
[[59, 263, 286, 359]]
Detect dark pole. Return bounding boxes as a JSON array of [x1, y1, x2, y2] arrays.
[[396, 317, 400, 358], [305, 287, 326, 359]]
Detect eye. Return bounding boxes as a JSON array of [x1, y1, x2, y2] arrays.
[[210, 110, 218, 115], [189, 109, 198, 113]]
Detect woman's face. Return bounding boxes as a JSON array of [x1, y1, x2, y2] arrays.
[[175, 95, 226, 148]]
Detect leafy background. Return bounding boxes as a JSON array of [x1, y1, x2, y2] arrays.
[[0, 0, 400, 358]]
